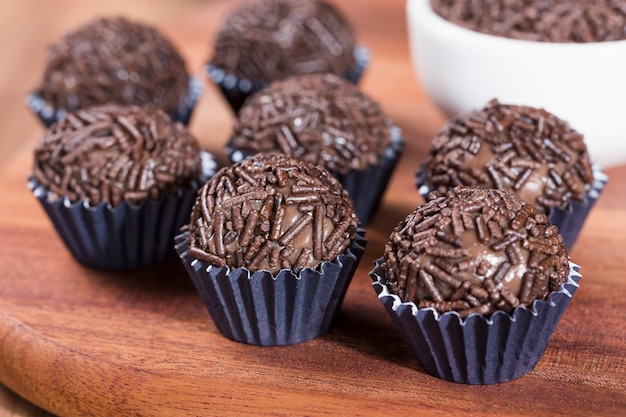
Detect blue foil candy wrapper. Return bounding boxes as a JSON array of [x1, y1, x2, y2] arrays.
[[370, 259, 581, 385], [207, 45, 370, 114], [26, 76, 203, 127], [416, 163, 607, 251], [176, 229, 366, 346]]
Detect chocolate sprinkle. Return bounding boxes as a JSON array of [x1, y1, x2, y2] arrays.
[[382, 187, 570, 316], [32, 105, 202, 207], [210, 0, 356, 82], [229, 73, 393, 174], [427, 99, 594, 213], [188, 152, 358, 274], [35, 17, 190, 113], [431, 0, 626, 43]]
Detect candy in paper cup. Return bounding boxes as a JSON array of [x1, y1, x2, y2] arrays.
[[415, 163, 607, 251], [206, 45, 370, 114], [370, 259, 581, 385], [26, 76, 203, 127], [176, 229, 366, 346], [28, 152, 216, 271]]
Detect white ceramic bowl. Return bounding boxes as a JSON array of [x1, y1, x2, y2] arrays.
[[407, 0, 626, 167]]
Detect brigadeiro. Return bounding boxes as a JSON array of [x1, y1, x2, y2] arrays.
[[175, 152, 366, 346], [227, 73, 403, 225], [28, 16, 201, 127], [416, 99, 607, 250], [29, 105, 216, 270], [206, 0, 369, 113], [370, 187, 581, 384]]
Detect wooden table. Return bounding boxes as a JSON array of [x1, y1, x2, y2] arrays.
[[1, 0, 625, 416]]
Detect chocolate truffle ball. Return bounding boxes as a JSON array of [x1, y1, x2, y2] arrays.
[[210, 0, 357, 83], [34, 16, 190, 114], [382, 187, 570, 317], [426, 99, 594, 213], [32, 105, 202, 207], [187, 152, 359, 274], [229, 73, 393, 175]]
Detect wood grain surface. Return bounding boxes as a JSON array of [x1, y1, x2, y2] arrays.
[[0, 0, 625, 416]]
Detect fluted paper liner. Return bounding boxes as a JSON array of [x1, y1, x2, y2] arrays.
[[416, 163, 607, 251], [206, 45, 370, 114], [175, 229, 366, 346], [370, 259, 581, 385], [28, 152, 216, 270], [26, 76, 203, 127]]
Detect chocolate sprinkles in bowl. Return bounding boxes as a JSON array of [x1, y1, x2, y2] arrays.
[[29, 105, 214, 270], [430, 0, 626, 43], [371, 187, 582, 384], [176, 152, 366, 345]]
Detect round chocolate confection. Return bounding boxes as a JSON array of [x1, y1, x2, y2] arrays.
[[188, 152, 359, 274], [230, 73, 393, 175], [382, 187, 570, 317], [426, 99, 594, 213], [32, 105, 202, 207], [35, 16, 190, 113], [210, 0, 356, 83]]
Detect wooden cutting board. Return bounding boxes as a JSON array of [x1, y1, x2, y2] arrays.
[[1, 0, 625, 415], [1, 137, 626, 417]]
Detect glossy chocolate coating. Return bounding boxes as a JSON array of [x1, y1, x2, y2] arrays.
[[188, 152, 358, 274], [32, 105, 202, 207], [382, 187, 570, 317]]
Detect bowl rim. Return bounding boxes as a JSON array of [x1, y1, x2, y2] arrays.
[[408, 0, 626, 49]]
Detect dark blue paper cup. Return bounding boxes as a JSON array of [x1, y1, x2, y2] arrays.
[[206, 45, 370, 114], [26, 76, 203, 128], [416, 163, 607, 251], [176, 229, 366, 346], [370, 259, 581, 385], [29, 152, 216, 271]]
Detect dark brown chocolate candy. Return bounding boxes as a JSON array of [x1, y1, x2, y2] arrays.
[[210, 0, 356, 82], [431, 0, 626, 43], [230, 73, 393, 175], [188, 152, 358, 274], [32, 105, 202, 207], [382, 187, 569, 317], [35, 17, 190, 113], [426, 99, 594, 213]]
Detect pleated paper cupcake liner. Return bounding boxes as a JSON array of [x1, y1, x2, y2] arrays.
[[175, 229, 367, 346], [26, 76, 203, 127], [28, 152, 216, 271], [227, 126, 403, 226], [370, 259, 581, 385], [415, 163, 607, 251], [206, 45, 370, 114]]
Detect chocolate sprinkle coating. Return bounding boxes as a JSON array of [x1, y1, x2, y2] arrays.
[[426, 99, 593, 213], [188, 152, 358, 274], [32, 105, 202, 207], [35, 17, 190, 113], [431, 0, 626, 43], [382, 187, 570, 317], [210, 0, 356, 82], [230, 73, 393, 174]]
